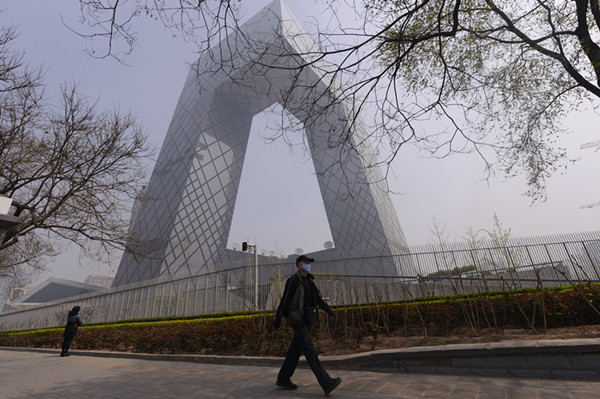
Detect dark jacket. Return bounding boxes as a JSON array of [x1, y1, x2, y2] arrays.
[[64, 310, 83, 337], [276, 272, 333, 324]]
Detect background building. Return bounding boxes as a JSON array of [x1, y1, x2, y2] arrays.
[[84, 275, 115, 289], [1, 277, 105, 312]]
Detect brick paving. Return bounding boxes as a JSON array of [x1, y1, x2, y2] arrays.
[[2, 349, 600, 399]]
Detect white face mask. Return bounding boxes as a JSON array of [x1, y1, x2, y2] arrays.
[[301, 263, 311, 273]]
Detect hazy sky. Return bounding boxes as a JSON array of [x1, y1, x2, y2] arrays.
[[2, 0, 599, 284]]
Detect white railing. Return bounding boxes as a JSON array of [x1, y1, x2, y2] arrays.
[[1, 231, 599, 331]]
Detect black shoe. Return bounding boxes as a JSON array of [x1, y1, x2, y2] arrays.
[[323, 377, 341, 396], [276, 380, 298, 390], [60, 352, 66, 357]]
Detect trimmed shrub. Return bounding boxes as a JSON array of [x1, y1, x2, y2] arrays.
[[2, 283, 600, 356]]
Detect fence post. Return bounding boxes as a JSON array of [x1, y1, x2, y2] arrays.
[[581, 240, 600, 281], [158, 284, 165, 318], [183, 279, 189, 316], [144, 286, 151, 319], [203, 275, 208, 314], [193, 276, 199, 316], [213, 272, 218, 313], [225, 271, 229, 312], [174, 280, 182, 316]]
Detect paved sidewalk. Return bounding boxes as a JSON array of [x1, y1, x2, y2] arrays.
[[5, 338, 600, 380], [1, 348, 599, 399]]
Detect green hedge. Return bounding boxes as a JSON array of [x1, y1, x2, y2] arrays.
[[2, 283, 600, 356]]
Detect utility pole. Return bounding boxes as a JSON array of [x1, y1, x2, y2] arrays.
[[242, 241, 259, 310]]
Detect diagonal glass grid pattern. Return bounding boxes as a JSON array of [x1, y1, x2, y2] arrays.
[[113, 0, 414, 287]]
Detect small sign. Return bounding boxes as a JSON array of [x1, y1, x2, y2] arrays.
[[0, 196, 13, 215]]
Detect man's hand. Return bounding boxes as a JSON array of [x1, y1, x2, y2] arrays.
[[273, 317, 281, 330]]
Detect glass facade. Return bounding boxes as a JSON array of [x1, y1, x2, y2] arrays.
[[113, 0, 412, 287]]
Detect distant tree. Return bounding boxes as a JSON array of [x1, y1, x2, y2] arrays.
[[72, 0, 600, 200], [429, 216, 451, 251], [464, 213, 531, 277], [463, 225, 484, 249], [427, 216, 459, 275], [482, 213, 512, 249], [481, 213, 527, 274], [0, 24, 151, 278]]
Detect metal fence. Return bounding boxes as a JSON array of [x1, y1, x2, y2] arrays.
[[1, 231, 599, 331]]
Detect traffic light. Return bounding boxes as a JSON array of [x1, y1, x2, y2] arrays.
[[242, 241, 248, 251]]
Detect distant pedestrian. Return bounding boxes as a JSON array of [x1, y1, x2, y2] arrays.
[[274, 255, 341, 396], [60, 306, 83, 357]]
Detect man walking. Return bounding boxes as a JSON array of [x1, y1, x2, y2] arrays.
[[274, 255, 341, 396], [60, 306, 83, 357]]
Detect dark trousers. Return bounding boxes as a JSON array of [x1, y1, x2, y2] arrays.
[[61, 335, 74, 353], [277, 322, 332, 389]]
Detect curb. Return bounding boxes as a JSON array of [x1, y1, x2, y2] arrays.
[[4, 338, 600, 380], [317, 338, 600, 380]]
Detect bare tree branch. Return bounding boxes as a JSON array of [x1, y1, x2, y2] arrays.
[[69, 0, 600, 202], [0, 23, 152, 277]]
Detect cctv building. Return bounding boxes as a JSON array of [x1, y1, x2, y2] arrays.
[[113, 0, 414, 287], [5, 1, 600, 333]]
